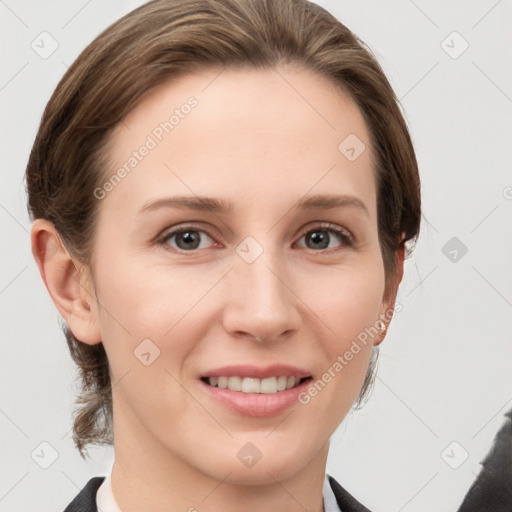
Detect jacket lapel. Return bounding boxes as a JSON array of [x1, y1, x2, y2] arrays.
[[63, 476, 104, 512], [329, 475, 372, 512]]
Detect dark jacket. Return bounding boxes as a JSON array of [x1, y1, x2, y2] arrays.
[[456, 408, 512, 512], [63, 475, 371, 512]]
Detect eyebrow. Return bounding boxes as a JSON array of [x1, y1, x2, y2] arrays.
[[139, 193, 369, 218]]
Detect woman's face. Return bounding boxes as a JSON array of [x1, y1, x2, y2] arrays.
[[85, 66, 400, 483]]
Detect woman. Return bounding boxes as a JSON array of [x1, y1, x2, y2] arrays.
[[25, 0, 421, 510]]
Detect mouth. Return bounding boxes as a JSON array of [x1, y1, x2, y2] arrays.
[[198, 364, 314, 416], [200, 375, 312, 394]]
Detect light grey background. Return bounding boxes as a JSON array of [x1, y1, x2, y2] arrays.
[[1, 1, 511, 511]]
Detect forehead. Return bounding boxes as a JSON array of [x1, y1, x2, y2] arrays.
[[103, 66, 376, 220]]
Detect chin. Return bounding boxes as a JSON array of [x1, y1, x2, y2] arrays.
[[193, 434, 321, 485], [219, 461, 304, 486]]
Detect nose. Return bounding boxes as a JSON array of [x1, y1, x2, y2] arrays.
[[222, 245, 301, 343]]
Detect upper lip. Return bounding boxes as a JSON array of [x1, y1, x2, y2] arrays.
[[201, 364, 312, 380]]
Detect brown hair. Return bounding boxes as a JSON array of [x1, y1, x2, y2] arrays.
[[25, 0, 421, 458]]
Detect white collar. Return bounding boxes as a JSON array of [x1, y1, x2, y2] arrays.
[[96, 470, 122, 512]]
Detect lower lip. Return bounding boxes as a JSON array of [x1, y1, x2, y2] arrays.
[[199, 378, 312, 417]]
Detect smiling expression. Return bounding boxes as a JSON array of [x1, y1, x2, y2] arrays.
[[83, 65, 398, 484]]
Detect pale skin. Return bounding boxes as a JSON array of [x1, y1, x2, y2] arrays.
[[32, 66, 404, 512]]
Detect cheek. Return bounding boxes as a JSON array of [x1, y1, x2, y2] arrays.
[[297, 278, 380, 433], [333, 277, 382, 339], [90, 259, 205, 424], [298, 255, 384, 400], [94, 254, 216, 332], [91, 254, 231, 378], [303, 258, 385, 344]]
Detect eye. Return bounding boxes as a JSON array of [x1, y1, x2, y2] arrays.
[[159, 226, 215, 252], [296, 223, 353, 252], [156, 222, 353, 254]]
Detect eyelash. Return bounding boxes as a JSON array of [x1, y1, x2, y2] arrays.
[[156, 222, 354, 254]]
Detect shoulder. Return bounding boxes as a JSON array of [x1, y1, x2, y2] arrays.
[[329, 475, 373, 512], [62, 476, 105, 512]]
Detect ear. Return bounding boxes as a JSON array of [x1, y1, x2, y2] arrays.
[[31, 218, 102, 345], [374, 237, 406, 346]]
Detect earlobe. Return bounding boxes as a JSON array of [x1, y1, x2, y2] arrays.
[[31, 219, 102, 346]]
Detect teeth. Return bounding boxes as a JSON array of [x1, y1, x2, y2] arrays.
[[242, 377, 261, 393], [277, 376, 287, 391], [228, 376, 241, 391], [260, 377, 276, 394], [206, 375, 304, 393]]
